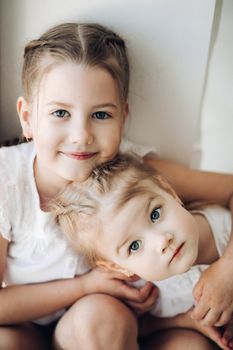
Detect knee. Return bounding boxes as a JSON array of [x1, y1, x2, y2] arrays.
[[74, 294, 137, 333], [55, 294, 138, 349]]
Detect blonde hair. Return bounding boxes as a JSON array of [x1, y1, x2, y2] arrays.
[[52, 153, 179, 266], [22, 22, 130, 102]]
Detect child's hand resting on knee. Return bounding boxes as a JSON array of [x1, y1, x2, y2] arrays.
[[82, 267, 158, 315]]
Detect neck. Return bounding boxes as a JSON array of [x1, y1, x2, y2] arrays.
[[34, 157, 70, 210], [193, 213, 218, 265]]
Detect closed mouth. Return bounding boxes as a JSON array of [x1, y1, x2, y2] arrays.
[[61, 152, 98, 160], [169, 242, 185, 264]]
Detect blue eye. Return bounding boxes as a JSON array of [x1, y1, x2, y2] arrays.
[[52, 109, 70, 118], [92, 111, 110, 120], [150, 208, 161, 222], [129, 240, 142, 254]]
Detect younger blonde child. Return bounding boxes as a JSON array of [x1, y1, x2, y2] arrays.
[[53, 153, 233, 350]]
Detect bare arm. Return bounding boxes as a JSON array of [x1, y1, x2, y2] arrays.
[[0, 234, 90, 324], [191, 193, 233, 326], [0, 235, 157, 325], [144, 156, 233, 204], [139, 311, 228, 350]]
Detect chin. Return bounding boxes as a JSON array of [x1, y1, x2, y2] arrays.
[[66, 169, 93, 183], [184, 255, 197, 272]]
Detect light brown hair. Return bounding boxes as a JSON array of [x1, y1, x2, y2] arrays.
[[22, 22, 130, 102]]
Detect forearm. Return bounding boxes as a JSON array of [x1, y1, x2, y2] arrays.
[[140, 311, 194, 336], [144, 156, 233, 204], [0, 276, 86, 325], [153, 313, 190, 331]]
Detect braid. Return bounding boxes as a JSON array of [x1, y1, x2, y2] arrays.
[[22, 22, 130, 102], [24, 39, 53, 57], [0, 136, 28, 147]]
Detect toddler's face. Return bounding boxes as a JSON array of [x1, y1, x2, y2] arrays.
[[20, 62, 127, 193], [95, 180, 200, 281]]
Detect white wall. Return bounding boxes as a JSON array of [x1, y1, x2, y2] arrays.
[[199, 0, 233, 172], [0, 0, 216, 167]]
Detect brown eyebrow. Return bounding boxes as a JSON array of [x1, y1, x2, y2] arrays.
[[116, 195, 156, 255], [92, 103, 118, 109], [46, 101, 74, 109], [46, 101, 118, 109]]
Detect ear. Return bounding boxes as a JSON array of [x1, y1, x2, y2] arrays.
[[17, 96, 33, 139], [96, 260, 134, 277]]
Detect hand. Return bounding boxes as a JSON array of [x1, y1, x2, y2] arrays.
[[139, 309, 232, 350], [138, 309, 230, 349], [191, 257, 233, 326], [185, 311, 231, 350], [124, 280, 159, 315], [222, 319, 233, 349], [81, 267, 158, 314]]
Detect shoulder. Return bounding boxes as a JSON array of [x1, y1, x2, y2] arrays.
[[193, 205, 230, 228], [192, 205, 231, 255], [0, 141, 34, 164], [120, 137, 157, 159], [0, 142, 36, 241], [0, 142, 35, 184]]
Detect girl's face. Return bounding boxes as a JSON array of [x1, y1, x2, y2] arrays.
[[96, 181, 200, 282], [18, 62, 127, 195]]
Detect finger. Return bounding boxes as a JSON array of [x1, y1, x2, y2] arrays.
[[120, 280, 157, 302], [192, 323, 224, 349], [221, 321, 233, 346], [118, 282, 147, 301], [221, 330, 233, 350], [110, 271, 138, 282], [97, 266, 135, 281], [126, 287, 157, 309], [222, 332, 231, 347], [130, 274, 141, 282], [203, 326, 229, 350], [140, 286, 159, 307], [215, 310, 233, 327], [191, 298, 211, 320], [192, 279, 204, 303], [138, 282, 158, 302], [204, 326, 222, 344], [126, 300, 151, 314], [199, 308, 222, 326], [126, 287, 158, 313]]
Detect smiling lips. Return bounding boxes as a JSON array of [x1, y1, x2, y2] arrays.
[[62, 152, 98, 160], [169, 242, 185, 264]]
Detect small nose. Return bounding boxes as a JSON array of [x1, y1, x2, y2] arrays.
[[155, 232, 174, 254], [69, 118, 94, 146]]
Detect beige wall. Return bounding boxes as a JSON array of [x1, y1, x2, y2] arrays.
[[0, 0, 221, 169]]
